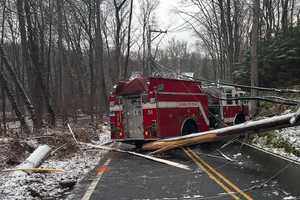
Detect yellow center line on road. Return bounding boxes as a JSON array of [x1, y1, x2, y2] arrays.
[[184, 147, 254, 200], [183, 148, 241, 200]]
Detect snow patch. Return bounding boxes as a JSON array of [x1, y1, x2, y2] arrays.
[[252, 126, 300, 162], [283, 196, 297, 200], [0, 126, 111, 200]]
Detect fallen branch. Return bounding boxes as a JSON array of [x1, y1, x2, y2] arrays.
[[81, 143, 191, 171], [14, 145, 51, 176], [216, 150, 235, 162], [290, 107, 300, 124], [50, 143, 67, 156], [67, 123, 79, 144]]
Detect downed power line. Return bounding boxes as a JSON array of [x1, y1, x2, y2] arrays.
[[143, 111, 300, 153]]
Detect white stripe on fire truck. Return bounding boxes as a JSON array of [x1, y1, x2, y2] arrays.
[[110, 102, 210, 126], [157, 92, 206, 96], [109, 105, 123, 112], [143, 101, 210, 125]]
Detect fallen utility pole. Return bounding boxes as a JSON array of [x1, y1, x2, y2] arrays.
[[143, 111, 300, 153], [14, 145, 51, 175]]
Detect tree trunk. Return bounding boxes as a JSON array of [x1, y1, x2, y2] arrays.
[[226, 0, 234, 81], [124, 0, 134, 79], [1, 0, 6, 136], [57, 0, 65, 122], [250, 0, 260, 117], [0, 70, 31, 135], [95, 0, 108, 117], [0, 45, 38, 130], [1, 87, 6, 136], [88, 1, 95, 122], [281, 0, 289, 32], [24, 0, 56, 127], [113, 0, 128, 80]]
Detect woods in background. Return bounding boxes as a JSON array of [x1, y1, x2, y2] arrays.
[[0, 0, 300, 135], [177, 0, 300, 84], [0, 0, 147, 134]]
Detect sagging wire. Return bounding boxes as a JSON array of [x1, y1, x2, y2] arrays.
[[190, 153, 294, 200], [151, 60, 300, 94], [151, 60, 300, 107], [246, 163, 292, 191], [155, 61, 228, 128], [149, 61, 300, 199], [204, 90, 300, 106]]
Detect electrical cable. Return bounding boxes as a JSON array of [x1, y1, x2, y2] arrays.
[[152, 60, 299, 107], [151, 60, 300, 94]]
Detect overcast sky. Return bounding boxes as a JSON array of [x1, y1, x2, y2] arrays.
[[155, 0, 196, 48]]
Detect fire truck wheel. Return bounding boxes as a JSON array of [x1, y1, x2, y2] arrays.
[[134, 141, 144, 149], [182, 120, 198, 135], [234, 113, 246, 125]]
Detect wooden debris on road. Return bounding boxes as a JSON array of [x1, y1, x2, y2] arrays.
[[81, 143, 191, 171]]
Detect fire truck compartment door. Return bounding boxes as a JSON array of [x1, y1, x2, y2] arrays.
[[123, 96, 144, 139]]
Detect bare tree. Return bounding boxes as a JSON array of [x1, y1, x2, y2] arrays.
[[24, 0, 56, 127], [250, 0, 260, 116], [57, 0, 65, 121], [113, 0, 128, 80], [0, 45, 37, 129], [0, 70, 31, 135], [124, 0, 133, 79], [95, 0, 108, 116], [0, 0, 6, 135]]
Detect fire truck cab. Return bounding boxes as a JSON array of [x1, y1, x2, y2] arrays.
[[109, 76, 249, 146], [205, 85, 249, 128]]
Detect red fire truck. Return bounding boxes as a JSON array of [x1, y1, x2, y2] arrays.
[[109, 76, 249, 147]]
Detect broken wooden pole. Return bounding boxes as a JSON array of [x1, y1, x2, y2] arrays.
[[81, 143, 191, 171], [14, 145, 51, 175], [3, 168, 64, 174], [143, 112, 300, 152]]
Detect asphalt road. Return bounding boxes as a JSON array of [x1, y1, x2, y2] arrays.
[[75, 142, 300, 200]]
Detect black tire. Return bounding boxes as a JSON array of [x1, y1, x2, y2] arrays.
[[134, 141, 144, 149], [182, 120, 198, 135], [234, 113, 246, 125]]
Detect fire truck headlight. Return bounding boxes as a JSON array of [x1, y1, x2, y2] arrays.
[[145, 131, 149, 137]]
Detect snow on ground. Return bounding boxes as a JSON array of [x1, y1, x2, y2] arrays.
[[92, 125, 111, 145], [0, 125, 111, 200], [251, 126, 300, 162]]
